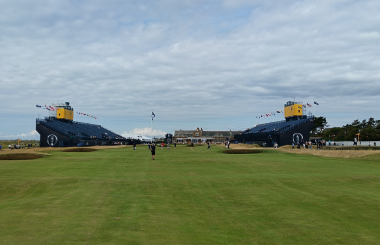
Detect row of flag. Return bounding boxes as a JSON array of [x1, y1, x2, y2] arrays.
[[256, 101, 319, 119], [36, 105, 100, 119], [76, 112, 100, 120], [36, 105, 57, 111], [256, 111, 283, 119]]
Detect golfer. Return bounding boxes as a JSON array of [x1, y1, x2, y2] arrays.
[[133, 142, 136, 151], [191, 142, 194, 150], [151, 143, 156, 160]]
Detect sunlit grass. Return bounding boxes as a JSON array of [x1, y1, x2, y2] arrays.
[[1, 145, 380, 244]]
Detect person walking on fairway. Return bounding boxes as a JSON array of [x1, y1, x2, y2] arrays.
[[151, 143, 156, 160], [174, 142, 176, 149], [207, 142, 211, 149], [167, 143, 170, 150], [191, 142, 194, 150], [133, 142, 136, 151], [161, 142, 164, 150]]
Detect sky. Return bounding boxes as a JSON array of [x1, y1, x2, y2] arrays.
[[1, 0, 379, 139]]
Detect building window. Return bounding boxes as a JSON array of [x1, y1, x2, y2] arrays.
[[195, 133, 199, 136]]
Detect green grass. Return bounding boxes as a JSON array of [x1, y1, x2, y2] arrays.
[[1, 145, 380, 244]]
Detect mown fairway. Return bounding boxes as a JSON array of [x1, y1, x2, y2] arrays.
[[1, 145, 380, 244]]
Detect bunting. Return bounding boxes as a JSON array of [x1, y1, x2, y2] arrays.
[[76, 112, 100, 119]]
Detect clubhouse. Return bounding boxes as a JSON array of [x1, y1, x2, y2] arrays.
[[173, 128, 242, 144]]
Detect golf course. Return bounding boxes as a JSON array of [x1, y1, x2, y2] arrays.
[[1, 145, 380, 244]]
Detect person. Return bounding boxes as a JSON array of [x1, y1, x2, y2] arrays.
[[148, 143, 151, 150], [191, 142, 194, 150], [167, 143, 170, 150], [227, 141, 230, 150], [292, 143, 295, 149], [9, 144, 11, 149], [133, 142, 136, 151], [369, 142, 371, 146], [207, 142, 211, 149], [374, 142, 377, 147], [303, 142, 305, 149], [297, 142, 301, 149], [174, 142, 177, 149], [274, 142, 277, 149], [309, 141, 312, 149], [151, 143, 156, 160], [161, 142, 164, 150]]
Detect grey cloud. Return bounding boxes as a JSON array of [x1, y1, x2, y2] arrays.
[[1, 0, 379, 136]]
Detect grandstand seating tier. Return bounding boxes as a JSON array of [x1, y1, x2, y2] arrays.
[[243, 118, 311, 135], [37, 118, 124, 141]]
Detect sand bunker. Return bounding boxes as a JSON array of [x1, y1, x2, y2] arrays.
[[222, 149, 263, 154], [62, 148, 98, 152]]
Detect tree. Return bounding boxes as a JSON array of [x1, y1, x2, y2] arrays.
[[312, 116, 327, 135]]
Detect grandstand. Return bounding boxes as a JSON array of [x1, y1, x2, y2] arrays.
[[36, 102, 135, 147], [234, 101, 314, 147]]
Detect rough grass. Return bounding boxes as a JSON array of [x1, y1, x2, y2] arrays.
[[62, 148, 98, 152], [279, 146, 380, 158], [0, 153, 45, 160], [1, 145, 380, 244], [222, 149, 263, 154]]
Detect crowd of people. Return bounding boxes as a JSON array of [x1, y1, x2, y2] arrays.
[[291, 140, 324, 149], [0, 143, 39, 150]]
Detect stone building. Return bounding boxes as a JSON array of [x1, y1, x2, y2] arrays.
[[173, 127, 242, 144]]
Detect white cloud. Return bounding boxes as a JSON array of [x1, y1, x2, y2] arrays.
[[0, 130, 39, 140], [122, 128, 167, 137]]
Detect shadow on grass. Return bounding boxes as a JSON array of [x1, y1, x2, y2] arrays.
[[0, 153, 46, 160]]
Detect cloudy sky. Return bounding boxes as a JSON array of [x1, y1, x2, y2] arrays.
[[1, 0, 379, 139]]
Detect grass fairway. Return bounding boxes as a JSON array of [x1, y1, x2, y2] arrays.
[[1, 145, 380, 244]]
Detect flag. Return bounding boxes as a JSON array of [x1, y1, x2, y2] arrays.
[[314, 101, 319, 105], [36, 105, 41, 108], [307, 103, 312, 107], [277, 111, 281, 113], [302, 105, 306, 108], [152, 111, 155, 120]]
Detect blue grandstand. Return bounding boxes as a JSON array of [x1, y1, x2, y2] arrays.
[[36, 102, 135, 147], [234, 101, 315, 146]]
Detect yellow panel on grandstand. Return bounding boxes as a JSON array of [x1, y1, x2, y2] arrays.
[[284, 101, 303, 118], [55, 102, 74, 121], [57, 108, 74, 120]]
